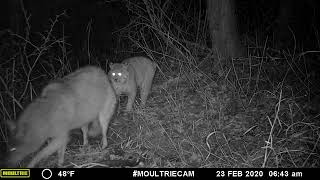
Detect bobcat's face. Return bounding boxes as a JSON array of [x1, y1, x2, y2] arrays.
[[109, 63, 130, 84]]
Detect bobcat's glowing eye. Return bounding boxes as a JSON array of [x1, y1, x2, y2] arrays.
[[112, 72, 116, 76], [117, 73, 122, 76]]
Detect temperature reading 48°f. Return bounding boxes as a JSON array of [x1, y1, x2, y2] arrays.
[[58, 171, 75, 178]]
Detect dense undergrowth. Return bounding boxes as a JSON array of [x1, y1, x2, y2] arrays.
[[0, 0, 319, 168]]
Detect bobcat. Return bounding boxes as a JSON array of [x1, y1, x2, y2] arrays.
[[109, 56, 157, 111], [6, 66, 117, 168]]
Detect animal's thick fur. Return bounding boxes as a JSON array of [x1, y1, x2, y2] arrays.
[[6, 66, 117, 167], [109, 56, 156, 111]]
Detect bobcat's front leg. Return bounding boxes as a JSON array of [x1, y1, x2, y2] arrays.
[[126, 90, 137, 111]]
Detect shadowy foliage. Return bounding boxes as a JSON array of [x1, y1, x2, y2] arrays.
[[0, 0, 319, 167]]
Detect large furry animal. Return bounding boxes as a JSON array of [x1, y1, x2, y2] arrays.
[[6, 66, 117, 167], [108, 56, 157, 111]]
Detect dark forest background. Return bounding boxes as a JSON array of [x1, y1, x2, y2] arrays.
[[1, 0, 320, 56], [0, 0, 319, 168]]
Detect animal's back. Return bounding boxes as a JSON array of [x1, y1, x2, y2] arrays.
[[58, 66, 113, 129], [40, 66, 112, 131], [123, 57, 156, 85]]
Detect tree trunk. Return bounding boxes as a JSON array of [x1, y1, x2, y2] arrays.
[[274, 0, 292, 48], [207, 0, 244, 71], [9, 0, 23, 34]]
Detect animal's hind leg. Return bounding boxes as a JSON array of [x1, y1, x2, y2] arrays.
[[27, 134, 69, 168], [57, 137, 68, 167], [99, 95, 117, 149], [126, 90, 137, 111], [81, 125, 89, 146], [140, 74, 155, 107]]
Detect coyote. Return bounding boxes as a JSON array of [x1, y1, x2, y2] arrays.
[[6, 66, 117, 167]]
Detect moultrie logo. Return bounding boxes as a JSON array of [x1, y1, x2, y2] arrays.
[[0, 169, 30, 178]]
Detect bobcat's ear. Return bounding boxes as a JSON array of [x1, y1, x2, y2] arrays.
[[109, 62, 114, 69], [122, 62, 129, 69]]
